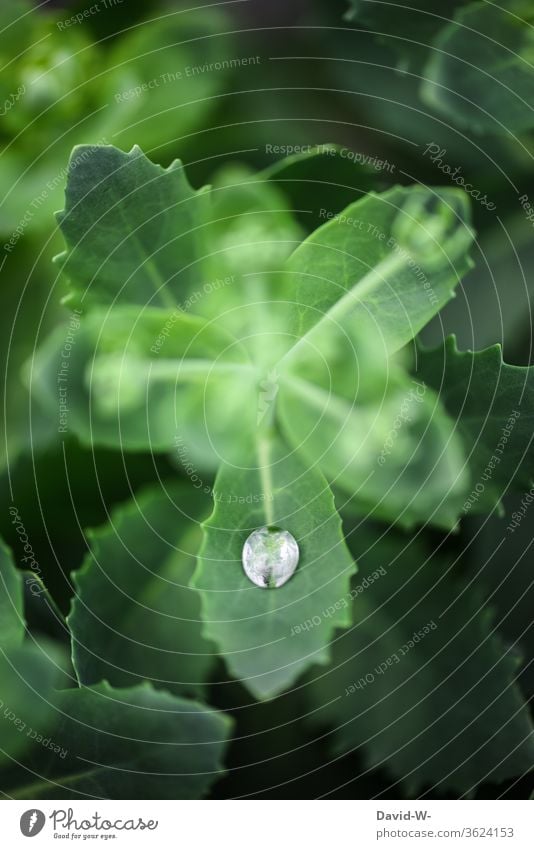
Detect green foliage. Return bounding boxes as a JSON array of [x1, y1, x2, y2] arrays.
[[30, 306, 256, 469], [12, 140, 534, 797], [279, 370, 468, 529], [0, 3, 231, 236], [31, 147, 475, 532], [3, 0, 534, 804], [0, 641, 66, 766], [0, 531, 231, 799], [0, 543, 68, 764], [96, 8, 229, 153]]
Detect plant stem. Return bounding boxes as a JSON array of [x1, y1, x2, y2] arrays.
[[257, 434, 275, 526]]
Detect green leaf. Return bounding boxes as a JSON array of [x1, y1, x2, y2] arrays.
[[0, 539, 24, 647], [192, 163, 304, 366], [29, 306, 257, 468], [0, 641, 66, 766], [277, 319, 469, 529], [21, 571, 67, 647], [285, 186, 474, 351], [282, 307, 391, 406], [206, 162, 303, 276], [261, 143, 377, 226], [279, 375, 468, 529], [11, 682, 231, 800], [307, 529, 534, 792], [416, 336, 534, 513], [34, 155, 476, 531], [0, 248, 60, 471], [69, 483, 215, 698], [0, 522, 230, 799], [0, 536, 69, 767], [193, 432, 357, 700], [56, 144, 209, 309], [97, 10, 230, 152], [421, 2, 534, 135]]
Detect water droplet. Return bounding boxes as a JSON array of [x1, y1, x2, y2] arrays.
[[242, 526, 299, 588]]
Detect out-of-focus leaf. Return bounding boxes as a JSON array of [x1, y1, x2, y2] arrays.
[[11, 682, 232, 800], [417, 335, 534, 513], [0, 6, 231, 238], [0, 4, 99, 139], [422, 2, 534, 135], [0, 2, 104, 236], [98, 10, 232, 153], [0, 540, 24, 648], [193, 432, 356, 700], [21, 572, 67, 645], [206, 163, 303, 276], [69, 483, 214, 698], [279, 366, 469, 529], [28, 306, 257, 469], [345, 0, 466, 70], [307, 529, 534, 792], [0, 641, 66, 766], [261, 144, 379, 227]]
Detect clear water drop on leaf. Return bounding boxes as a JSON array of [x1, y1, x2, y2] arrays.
[[242, 526, 299, 588]]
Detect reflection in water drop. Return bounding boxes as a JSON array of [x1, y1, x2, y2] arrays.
[[242, 526, 299, 588]]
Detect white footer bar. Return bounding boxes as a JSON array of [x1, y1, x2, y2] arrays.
[[2, 799, 533, 848]]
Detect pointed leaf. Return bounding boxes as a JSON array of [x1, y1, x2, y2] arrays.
[[285, 185, 474, 351], [193, 433, 357, 700], [69, 483, 215, 698], [56, 144, 209, 308], [12, 682, 231, 800]]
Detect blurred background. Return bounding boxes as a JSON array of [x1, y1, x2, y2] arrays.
[[1, 0, 534, 799]]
